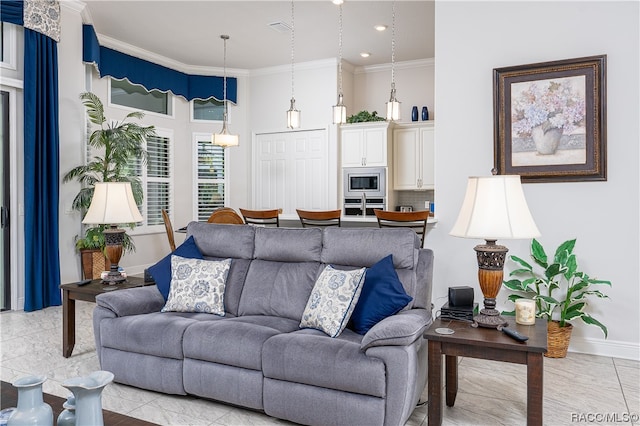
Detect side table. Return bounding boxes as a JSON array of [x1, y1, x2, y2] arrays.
[[425, 317, 547, 425], [60, 276, 154, 358]]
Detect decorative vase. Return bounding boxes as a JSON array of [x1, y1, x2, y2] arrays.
[[7, 375, 53, 426], [531, 124, 563, 155], [56, 395, 75, 426], [62, 371, 114, 426], [546, 321, 573, 358], [421, 106, 429, 121], [411, 106, 418, 122]]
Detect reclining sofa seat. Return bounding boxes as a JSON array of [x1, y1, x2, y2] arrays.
[[92, 223, 434, 426]]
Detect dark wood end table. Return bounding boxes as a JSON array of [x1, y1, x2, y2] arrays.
[[425, 317, 547, 425], [60, 276, 154, 358]]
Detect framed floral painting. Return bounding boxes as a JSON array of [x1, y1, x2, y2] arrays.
[[493, 55, 606, 182]]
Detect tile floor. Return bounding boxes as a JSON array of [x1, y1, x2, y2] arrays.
[[1, 301, 638, 426]]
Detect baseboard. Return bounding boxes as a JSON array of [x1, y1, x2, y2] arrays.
[[569, 336, 640, 361]]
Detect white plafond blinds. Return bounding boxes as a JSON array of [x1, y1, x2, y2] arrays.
[[145, 134, 172, 227], [196, 136, 225, 221]]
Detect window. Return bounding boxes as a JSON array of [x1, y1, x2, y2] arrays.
[[109, 77, 173, 116], [129, 129, 173, 232], [192, 98, 224, 121], [1, 22, 17, 70], [194, 133, 226, 221]]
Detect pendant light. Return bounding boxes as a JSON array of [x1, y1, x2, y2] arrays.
[[332, 2, 347, 124], [212, 34, 239, 148], [386, 0, 401, 121], [286, 0, 301, 129]]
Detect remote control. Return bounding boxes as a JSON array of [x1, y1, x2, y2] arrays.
[[76, 279, 92, 286], [497, 325, 529, 342]]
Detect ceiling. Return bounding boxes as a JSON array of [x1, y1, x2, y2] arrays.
[[82, 0, 435, 71]]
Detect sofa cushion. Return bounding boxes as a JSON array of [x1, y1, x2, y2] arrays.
[[321, 227, 419, 270], [238, 260, 321, 320], [262, 328, 386, 397], [254, 227, 322, 262], [147, 236, 204, 301], [183, 316, 299, 370], [300, 265, 366, 338], [161, 256, 231, 315], [350, 254, 413, 335], [100, 312, 215, 359], [187, 222, 255, 259]]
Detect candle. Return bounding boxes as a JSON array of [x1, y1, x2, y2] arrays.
[[515, 299, 536, 325]]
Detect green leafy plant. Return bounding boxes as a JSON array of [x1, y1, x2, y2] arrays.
[[346, 110, 386, 123], [63, 92, 156, 254], [502, 238, 611, 337]]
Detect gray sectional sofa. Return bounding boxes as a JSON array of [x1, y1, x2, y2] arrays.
[[93, 223, 434, 426]]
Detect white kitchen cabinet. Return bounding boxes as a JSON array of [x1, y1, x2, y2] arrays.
[[340, 122, 392, 167], [393, 122, 435, 190]]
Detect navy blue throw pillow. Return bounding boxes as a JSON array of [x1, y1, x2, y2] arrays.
[[148, 236, 204, 301], [350, 254, 413, 335]]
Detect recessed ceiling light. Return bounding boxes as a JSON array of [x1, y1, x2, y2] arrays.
[[375, 25, 387, 32], [360, 52, 371, 58], [332, 0, 344, 4]]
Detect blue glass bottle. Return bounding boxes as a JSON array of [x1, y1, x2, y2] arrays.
[[411, 106, 418, 121], [422, 106, 429, 121]]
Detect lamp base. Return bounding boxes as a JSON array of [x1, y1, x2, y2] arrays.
[[102, 271, 126, 285], [473, 308, 508, 328]]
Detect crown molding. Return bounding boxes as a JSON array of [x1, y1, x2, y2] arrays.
[[60, 0, 86, 14], [95, 32, 250, 78], [354, 58, 435, 75], [250, 58, 337, 77]]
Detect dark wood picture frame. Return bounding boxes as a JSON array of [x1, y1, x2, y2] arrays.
[[494, 55, 606, 183]]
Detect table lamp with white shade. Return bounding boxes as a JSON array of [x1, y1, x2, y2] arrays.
[[450, 174, 540, 328], [82, 182, 143, 284]]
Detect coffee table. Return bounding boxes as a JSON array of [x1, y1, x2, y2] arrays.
[[60, 276, 154, 358], [1, 380, 157, 425], [425, 317, 547, 425]]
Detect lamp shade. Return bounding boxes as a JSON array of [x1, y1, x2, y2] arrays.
[[82, 182, 143, 225], [450, 175, 540, 240]]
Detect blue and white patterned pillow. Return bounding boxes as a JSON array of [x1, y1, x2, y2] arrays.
[[161, 255, 231, 315], [299, 265, 366, 337]]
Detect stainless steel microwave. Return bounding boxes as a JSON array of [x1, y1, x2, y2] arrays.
[[343, 167, 386, 198]]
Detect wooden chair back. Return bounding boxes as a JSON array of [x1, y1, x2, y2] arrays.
[[374, 209, 429, 247], [207, 207, 244, 224], [161, 209, 177, 251], [296, 209, 342, 228], [239, 208, 280, 227]]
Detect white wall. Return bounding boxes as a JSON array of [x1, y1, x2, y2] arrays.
[[354, 59, 435, 123], [434, 1, 639, 359]]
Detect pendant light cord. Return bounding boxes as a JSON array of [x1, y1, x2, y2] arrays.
[[290, 0, 295, 101], [338, 3, 343, 95], [222, 35, 228, 119], [391, 0, 396, 91]]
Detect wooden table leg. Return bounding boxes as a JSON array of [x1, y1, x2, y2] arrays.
[[62, 289, 75, 358], [445, 354, 458, 407], [428, 340, 442, 426], [527, 352, 543, 426]]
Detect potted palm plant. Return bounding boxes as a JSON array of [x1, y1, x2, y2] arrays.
[[502, 238, 611, 358], [63, 92, 155, 278]]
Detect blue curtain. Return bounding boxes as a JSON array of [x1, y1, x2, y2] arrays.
[[2, 2, 62, 311], [23, 28, 61, 311], [83, 25, 237, 103]]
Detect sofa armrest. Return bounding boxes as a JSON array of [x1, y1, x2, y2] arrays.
[[360, 308, 432, 351], [95, 285, 165, 317]]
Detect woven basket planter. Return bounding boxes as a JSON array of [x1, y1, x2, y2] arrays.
[[546, 321, 573, 358], [80, 249, 110, 280]]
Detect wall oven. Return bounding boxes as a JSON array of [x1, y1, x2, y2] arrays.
[[343, 167, 386, 216]]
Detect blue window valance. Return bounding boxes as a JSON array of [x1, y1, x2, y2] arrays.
[[82, 25, 237, 103], [1, 1, 24, 25]]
